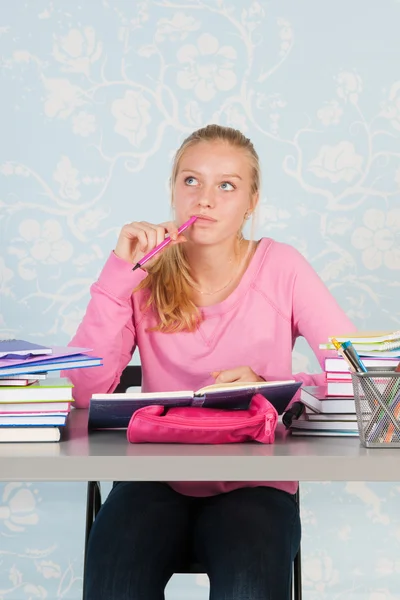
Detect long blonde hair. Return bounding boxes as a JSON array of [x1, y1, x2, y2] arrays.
[[135, 124, 261, 333]]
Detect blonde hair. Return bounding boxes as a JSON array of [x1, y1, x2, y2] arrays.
[[135, 124, 261, 333]]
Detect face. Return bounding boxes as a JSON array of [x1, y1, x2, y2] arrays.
[[173, 141, 258, 246]]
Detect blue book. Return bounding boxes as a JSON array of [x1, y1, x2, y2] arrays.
[[0, 339, 52, 359], [0, 414, 67, 426], [0, 346, 102, 377], [88, 380, 302, 429], [0, 355, 102, 377]]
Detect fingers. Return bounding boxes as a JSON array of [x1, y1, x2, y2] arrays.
[[120, 223, 148, 252], [122, 222, 168, 253], [137, 221, 181, 249], [211, 367, 261, 384], [137, 222, 158, 251], [159, 221, 179, 241], [117, 220, 186, 266], [212, 368, 244, 384]]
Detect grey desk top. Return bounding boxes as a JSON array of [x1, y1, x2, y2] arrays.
[[0, 409, 399, 481]]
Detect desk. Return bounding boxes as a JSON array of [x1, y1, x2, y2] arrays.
[[0, 409, 399, 482]]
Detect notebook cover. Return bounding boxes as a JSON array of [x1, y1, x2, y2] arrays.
[[88, 381, 302, 429]]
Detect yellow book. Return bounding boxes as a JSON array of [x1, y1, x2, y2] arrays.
[[331, 331, 400, 344], [319, 331, 400, 352]]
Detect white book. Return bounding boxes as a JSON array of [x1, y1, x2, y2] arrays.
[[305, 411, 357, 422], [0, 379, 39, 387], [300, 387, 355, 414], [0, 427, 61, 442], [0, 415, 67, 426], [291, 419, 358, 432], [0, 402, 71, 413], [0, 378, 73, 402], [326, 381, 354, 397]]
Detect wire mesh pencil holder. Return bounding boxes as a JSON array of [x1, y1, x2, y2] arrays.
[[351, 368, 400, 448]]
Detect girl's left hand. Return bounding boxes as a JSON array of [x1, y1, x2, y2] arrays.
[[211, 366, 265, 384]]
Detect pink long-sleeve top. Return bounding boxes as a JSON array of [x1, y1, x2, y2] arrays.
[[64, 238, 356, 496]]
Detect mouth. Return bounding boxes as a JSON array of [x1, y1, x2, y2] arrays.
[[192, 214, 217, 222]]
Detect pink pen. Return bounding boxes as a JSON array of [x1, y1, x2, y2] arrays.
[[132, 215, 198, 272]]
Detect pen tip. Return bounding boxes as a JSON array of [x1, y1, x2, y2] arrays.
[[330, 337, 341, 350]]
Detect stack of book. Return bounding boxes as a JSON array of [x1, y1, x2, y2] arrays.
[[292, 385, 359, 437], [0, 339, 102, 442], [0, 378, 74, 442], [291, 331, 400, 437], [323, 331, 400, 397]]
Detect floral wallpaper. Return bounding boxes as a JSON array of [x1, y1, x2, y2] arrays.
[[1, 0, 400, 598]]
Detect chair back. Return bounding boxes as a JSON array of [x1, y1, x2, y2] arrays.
[[114, 365, 142, 392]]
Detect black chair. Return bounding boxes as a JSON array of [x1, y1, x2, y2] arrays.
[[83, 366, 302, 600]]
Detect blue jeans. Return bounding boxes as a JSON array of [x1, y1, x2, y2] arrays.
[[84, 482, 301, 600]]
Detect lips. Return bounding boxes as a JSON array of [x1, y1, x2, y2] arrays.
[[192, 214, 217, 222]]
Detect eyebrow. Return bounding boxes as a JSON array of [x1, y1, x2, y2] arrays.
[[180, 169, 242, 180]]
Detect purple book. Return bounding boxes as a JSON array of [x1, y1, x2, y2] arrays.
[[0, 339, 52, 359], [0, 346, 92, 370]]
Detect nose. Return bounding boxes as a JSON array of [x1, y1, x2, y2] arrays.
[[197, 185, 215, 208]]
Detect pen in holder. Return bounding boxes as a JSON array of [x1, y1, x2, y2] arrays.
[[351, 367, 400, 448]]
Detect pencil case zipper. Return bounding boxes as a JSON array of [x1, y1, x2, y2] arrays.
[[135, 413, 266, 430]]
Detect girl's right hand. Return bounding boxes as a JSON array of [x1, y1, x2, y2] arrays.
[[114, 221, 187, 267]]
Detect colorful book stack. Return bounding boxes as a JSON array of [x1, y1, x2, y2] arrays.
[[292, 385, 359, 437], [291, 330, 400, 437], [324, 331, 400, 397], [0, 379, 74, 442], [0, 339, 102, 442]]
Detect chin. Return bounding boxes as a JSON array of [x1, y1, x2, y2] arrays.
[[186, 228, 217, 243]]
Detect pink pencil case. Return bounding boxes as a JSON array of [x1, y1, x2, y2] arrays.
[[127, 393, 278, 444]]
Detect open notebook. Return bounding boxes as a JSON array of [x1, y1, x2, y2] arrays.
[[88, 379, 302, 429]]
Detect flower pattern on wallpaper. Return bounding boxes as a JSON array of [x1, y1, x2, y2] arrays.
[[0, 482, 82, 599], [317, 100, 343, 126], [52, 27, 103, 77], [1, 1, 400, 599], [112, 91, 152, 146], [308, 141, 364, 183], [71, 111, 97, 137], [335, 70, 363, 104], [352, 209, 400, 270], [53, 157, 81, 201], [0, 483, 39, 533], [155, 11, 200, 42], [177, 33, 237, 101], [380, 81, 400, 132], [42, 77, 86, 119], [9, 219, 73, 280]]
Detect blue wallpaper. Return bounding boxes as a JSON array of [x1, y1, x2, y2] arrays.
[[1, 1, 400, 598]]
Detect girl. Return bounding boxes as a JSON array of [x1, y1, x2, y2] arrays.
[[67, 125, 356, 600]]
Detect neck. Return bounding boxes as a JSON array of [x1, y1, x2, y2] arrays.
[[185, 238, 245, 291]]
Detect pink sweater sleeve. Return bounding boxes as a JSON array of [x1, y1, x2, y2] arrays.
[[63, 252, 141, 408], [290, 247, 357, 387]]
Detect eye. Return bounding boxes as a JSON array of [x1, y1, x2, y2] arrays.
[[184, 176, 198, 186], [220, 181, 235, 191]]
